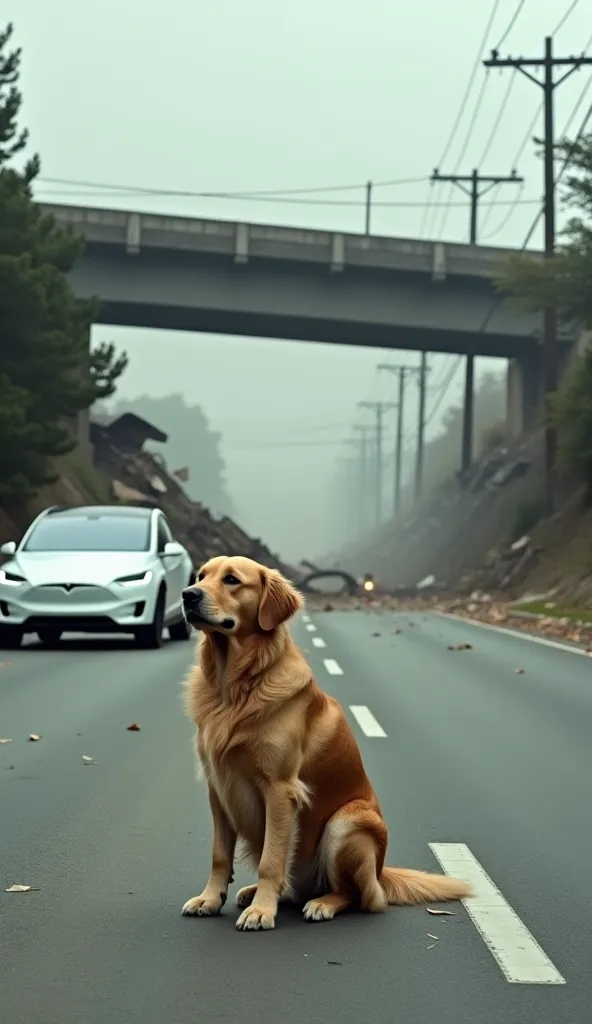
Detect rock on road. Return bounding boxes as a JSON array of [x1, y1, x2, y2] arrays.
[[1, 611, 590, 1024]]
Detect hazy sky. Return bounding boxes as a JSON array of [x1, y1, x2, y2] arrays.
[[6, 0, 590, 559]]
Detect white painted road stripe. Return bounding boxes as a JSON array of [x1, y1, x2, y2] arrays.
[[430, 843, 566, 985], [301, 613, 310, 623], [312, 637, 326, 648], [323, 658, 343, 675], [305, 623, 316, 632], [349, 705, 387, 737], [437, 611, 590, 658]]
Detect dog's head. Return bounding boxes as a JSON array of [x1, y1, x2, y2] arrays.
[[182, 556, 303, 636]]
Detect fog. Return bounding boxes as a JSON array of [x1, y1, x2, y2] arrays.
[[6, 0, 587, 560]]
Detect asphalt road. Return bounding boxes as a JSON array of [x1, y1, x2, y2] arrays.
[[1, 610, 590, 1024]]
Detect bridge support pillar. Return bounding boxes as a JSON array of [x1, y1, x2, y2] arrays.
[[505, 351, 543, 438]]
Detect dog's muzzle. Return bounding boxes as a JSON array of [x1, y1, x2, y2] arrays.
[[182, 588, 235, 631]]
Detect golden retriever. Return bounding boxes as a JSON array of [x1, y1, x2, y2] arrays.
[[181, 556, 471, 930]]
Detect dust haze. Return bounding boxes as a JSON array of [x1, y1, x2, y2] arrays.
[[6, 0, 586, 561]]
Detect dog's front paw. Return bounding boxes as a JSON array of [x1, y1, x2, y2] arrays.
[[303, 898, 336, 922], [181, 890, 226, 917], [235, 903, 276, 931]]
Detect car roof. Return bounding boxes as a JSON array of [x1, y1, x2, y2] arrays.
[[46, 505, 155, 519]]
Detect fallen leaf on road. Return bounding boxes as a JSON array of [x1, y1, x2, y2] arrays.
[[0, 738, 12, 744], [5, 884, 40, 892], [327, 960, 342, 966], [82, 755, 96, 764], [371, 632, 381, 638], [126, 723, 141, 731], [426, 908, 455, 916], [515, 667, 525, 674], [28, 734, 41, 742], [392, 629, 401, 635]]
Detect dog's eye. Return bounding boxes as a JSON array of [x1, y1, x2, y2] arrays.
[[223, 573, 240, 586], [197, 571, 205, 582]]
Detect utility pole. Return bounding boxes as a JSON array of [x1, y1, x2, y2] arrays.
[[484, 38, 592, 515], [430, 168, 524, 246], [431, 167, 524, 478], [358, 400, 397, 528], [365, 180, 372, 235], [415, 352, 428, 504], [349, 424, 375, 535], [377, 363, 428, 517]]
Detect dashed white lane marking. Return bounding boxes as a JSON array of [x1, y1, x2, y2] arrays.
[[305, 623, 316, 632], [312, 637, 326, 648], [349, 705, 387, 737], [323, 658, 343, 676], [301, 613, 310, 623], [430, 843, 566, 985], [436, 611, 590, 658]]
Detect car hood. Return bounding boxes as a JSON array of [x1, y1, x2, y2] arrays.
[[6, 552, 154, 587]]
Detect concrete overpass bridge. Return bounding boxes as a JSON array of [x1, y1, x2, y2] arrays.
[[42, 203, 573, 455]]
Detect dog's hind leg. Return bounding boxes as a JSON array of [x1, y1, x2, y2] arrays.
[[302, 803, 387, 923]]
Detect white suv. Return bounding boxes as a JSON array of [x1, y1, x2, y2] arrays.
[[0, 505, 195, 649]]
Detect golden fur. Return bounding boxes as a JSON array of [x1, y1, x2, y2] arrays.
[[181, 556, 472, 930]]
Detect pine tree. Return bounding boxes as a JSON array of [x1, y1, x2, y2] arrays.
[[0, 22, 127, 500]]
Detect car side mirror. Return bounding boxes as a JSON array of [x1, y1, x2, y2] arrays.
[[0, 541, 16, 556], [162, 540, 184, 557]]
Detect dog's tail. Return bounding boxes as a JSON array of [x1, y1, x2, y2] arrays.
[[379, 866, 472, 906]]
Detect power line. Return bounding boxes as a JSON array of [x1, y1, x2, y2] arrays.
[[494, 0, 528, 51], [37, 173, 429, 199], [478, 71, 518, 165], [422, 0, 503, 238], [553, 0, 580, 36], [436, 72, 491, 238]]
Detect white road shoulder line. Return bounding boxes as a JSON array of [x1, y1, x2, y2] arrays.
[[429, 842, 565, 985], [312, 636, 326, 648], [436, 611, 590, 658], [305, 623, 317, 632], [349, 705, 387, 738], [323, 658, 343, 676]]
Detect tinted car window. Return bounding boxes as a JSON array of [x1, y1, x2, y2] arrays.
[[24, 514, 151, 552]]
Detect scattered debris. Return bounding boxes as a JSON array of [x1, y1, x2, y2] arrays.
[[426, 908, 455, 916], [28, 734, 41, 742], [426, 943, 437, 950], [0, 661, 12, 668], [82, 755, 96, 764], [371, 632, 381, 638], [427, 933, 439, 941], [0, 738, 12, 744], [126, 723, 141, 732], [392, 628, 401, 635], [515, 667, 525, 674], [5, 884, 40, 893], [327, 960, 342, 966], [323, 603, 334, 612], [447, 643, 472, 651]]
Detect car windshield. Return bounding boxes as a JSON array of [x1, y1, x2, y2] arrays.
[[23, 514, 151, 552]]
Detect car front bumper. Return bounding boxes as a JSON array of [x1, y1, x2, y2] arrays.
[[0, 581, 159, 634]]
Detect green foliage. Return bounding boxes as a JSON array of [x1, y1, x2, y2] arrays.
[[550, 347, 592, 486], [103, 393, 236, 517], [0, 22, 127, 501], [497, 131, 592, 326]]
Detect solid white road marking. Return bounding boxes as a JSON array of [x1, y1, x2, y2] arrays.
[[305, 623, 317, 632], [349, 705, 387, 738], [323, 658, 343, 676], [437, 611, 590, 658], [429, 843, 566, 985], [312, 637, 326, 648], [301, 613, 310, 623]]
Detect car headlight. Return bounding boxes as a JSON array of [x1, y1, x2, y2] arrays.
[[0, 569, 26, 587], [114, 570, 153, 587]]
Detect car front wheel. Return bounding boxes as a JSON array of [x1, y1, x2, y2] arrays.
[[169, 616, 191, 641], [134, 591, 165, 649], [0, 625, 23, 650]]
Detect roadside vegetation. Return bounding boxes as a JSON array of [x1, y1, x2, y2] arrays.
[[0, 22, 127, 505]]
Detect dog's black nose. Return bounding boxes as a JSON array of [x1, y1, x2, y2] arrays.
[[182, 587, 203, 609]]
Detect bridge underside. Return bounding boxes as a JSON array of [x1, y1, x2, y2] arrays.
[[74, 244, 547, 360]]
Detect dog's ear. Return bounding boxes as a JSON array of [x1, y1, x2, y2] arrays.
[[258, 569, 303, 632]]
